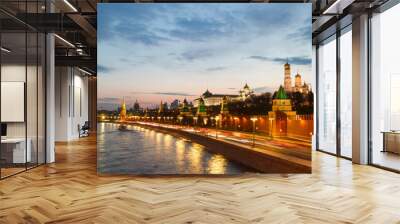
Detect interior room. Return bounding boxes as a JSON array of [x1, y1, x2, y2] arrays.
[[0, 0, 399, 223], [370, 2, 400, 171], [0, 7, 46, 178]]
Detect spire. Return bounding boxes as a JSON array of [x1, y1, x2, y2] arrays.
[[202, 89, 212, 97], [120, 97, 127, 121], [275, 85, 288, 99]]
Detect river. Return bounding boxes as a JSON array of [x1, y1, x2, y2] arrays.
[[97, 122, 253, 174]]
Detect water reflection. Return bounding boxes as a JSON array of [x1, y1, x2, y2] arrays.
[[97, 123, 251, 174], [208, 154, 228, 174]]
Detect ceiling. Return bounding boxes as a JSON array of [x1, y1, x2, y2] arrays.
[[0, 0, 391, 74]]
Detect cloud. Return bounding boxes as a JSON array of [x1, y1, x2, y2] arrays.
[[205, 66, 227, 72], [287, 25, 312, 42], [248, 56, 269, 61], [97, 65, 114, 74], [248, 56, 311, 65], [98, 97, 120, 103], [169, 17, 229, 42], [153, 92, 196, 96], [98, 5, 171, 46], [253, 86, 276, 94], [179, 49, 213, 61], [130, 91, 196, 97]]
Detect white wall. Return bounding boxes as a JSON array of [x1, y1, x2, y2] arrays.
[[55, 67, 89, 141], [1, 63, 46, 164]]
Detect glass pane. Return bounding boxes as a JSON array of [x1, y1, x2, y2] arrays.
[[27, 31, 38, 169], [1, 31, 27, 177], [371, 4, 400, 171], [317, 36, 337, 154], [340, 29, 352, 158]]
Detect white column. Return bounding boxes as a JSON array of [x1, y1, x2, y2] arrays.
[[55, 67, 73, 141], [352, 14, 369, 164], [46, 33, 55, 163], [312, 45, 317, 151]]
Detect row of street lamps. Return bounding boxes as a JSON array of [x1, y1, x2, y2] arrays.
[[100, 114, 260, 147]]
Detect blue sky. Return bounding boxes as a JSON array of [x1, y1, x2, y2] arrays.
[[98, 3, 312, 110]]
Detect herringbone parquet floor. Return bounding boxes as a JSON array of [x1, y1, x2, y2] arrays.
[[1, 136, 400, 224]]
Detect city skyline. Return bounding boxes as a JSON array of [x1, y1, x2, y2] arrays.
[[98, 3, 312, 110]]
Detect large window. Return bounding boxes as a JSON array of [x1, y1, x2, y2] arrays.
[[370, 3, 400, 171], [316, 25, 353, 159], [317, 36, 337, 154], [339, 27, 352, 158]]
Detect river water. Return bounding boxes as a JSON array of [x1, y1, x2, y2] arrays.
[[97, 123, 252, 174]]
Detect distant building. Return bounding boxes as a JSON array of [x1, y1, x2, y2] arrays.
[[283, 61, 311, 94], [179, 99, 192, 117], [170, 99, 180, 110], [193, 84, 253, 107], [196, 98, 207, 117], [284, 61, 292, 92], [158, 101, 164, 114], [220, 96, 229, 115], [269, 86, 296, 119], [133, 100, 140, 112]]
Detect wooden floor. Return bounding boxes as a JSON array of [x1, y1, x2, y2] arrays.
[[0, 136, 400, 224]]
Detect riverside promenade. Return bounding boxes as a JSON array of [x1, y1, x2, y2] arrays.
[[123, 121, 311, 173]]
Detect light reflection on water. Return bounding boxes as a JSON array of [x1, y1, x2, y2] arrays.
[[97, 123, 252, 174]]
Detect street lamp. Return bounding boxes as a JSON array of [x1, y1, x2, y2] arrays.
[[250, 117, 258, 147], [215, 116, 220, 139], [203, 117, 209, 136], [269, 118, 274, 139], [203, 117, 208, 125]]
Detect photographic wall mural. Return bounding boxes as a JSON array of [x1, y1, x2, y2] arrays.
[[97, 3, 313, 175]]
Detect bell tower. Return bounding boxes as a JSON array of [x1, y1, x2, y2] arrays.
[[284, 59, 292, 92]]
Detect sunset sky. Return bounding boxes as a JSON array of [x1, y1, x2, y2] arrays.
[[98, 3, 312, 110]]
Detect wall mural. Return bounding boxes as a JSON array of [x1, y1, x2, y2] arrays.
[[97, 3, 313, 174]]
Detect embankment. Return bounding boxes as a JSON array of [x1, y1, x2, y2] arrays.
[[131, 122, 311, 173]]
